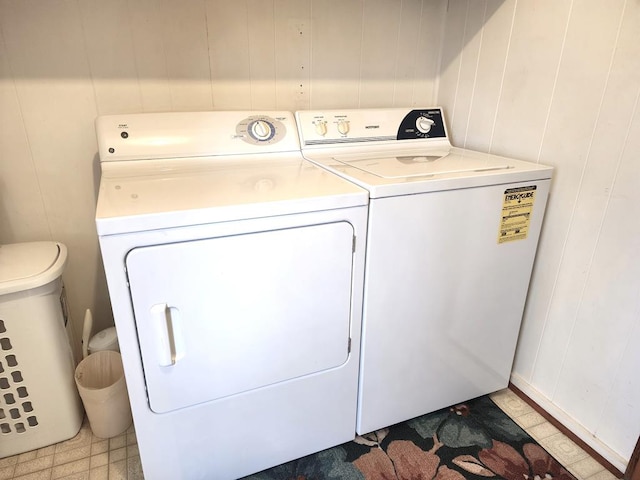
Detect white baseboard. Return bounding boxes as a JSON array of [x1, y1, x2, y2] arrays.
[[510, 372, 628, 473]]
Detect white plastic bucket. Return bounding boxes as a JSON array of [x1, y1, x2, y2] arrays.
[[74, 351, 132, 438]]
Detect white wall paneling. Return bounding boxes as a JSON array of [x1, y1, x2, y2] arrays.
[[359, 0, 402, 107], [488, 0, 572, 161], [309, 0, 364, 108], [504, 1, 571, 378], [440, 0, 640, 470], [447, 0, 486, 146], [528, 0, 626, 400], [436, 0, 467, 139], [274, 0, 311, 110], [79, 0, 143, 115], [584, 3, 640, 458], [206, 1, 252, 109], [247, 0, 277, 109], [127, 0, 174, 112], [463, 0, 514, 151], [160, 0, 213, 110], [400, 0, 446, 107], [0, 32, 50, 243]]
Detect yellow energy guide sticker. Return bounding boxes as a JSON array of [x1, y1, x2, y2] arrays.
[[498, 185, 536, 244]]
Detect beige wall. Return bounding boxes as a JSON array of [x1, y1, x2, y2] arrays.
[[440, 0, 640, 470], [0, 0, 446, 354]]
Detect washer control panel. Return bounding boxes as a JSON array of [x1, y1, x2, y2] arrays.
[[295, 108, 449, 147]]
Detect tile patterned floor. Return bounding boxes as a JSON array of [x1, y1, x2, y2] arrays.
[[0, 388, 622, 480], [0, 418, 141, 480], [489, 389, 621, 480]]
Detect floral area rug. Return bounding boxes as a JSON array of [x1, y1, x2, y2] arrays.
[[243, 395, 576, 480]]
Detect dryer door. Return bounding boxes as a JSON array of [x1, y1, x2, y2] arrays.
[[126, 221, 355, 414]]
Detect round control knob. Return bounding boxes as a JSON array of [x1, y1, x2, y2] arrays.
[[315, 121, 328, 136], [416, 116, 435, 134], [337, 120, 350, 135], [250, 120, 274, 141]]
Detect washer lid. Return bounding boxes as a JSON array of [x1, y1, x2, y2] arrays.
[[306, 147, 553, 198], [0, 242, 67, 295], [332, 149, 510, 179]]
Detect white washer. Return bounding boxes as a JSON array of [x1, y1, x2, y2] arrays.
[[95, 111, 368, 479], [296, 107, 553, 435]]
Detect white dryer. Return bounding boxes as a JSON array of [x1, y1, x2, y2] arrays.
[[296, 107, 553, 435], [95, 111, 368, 479]]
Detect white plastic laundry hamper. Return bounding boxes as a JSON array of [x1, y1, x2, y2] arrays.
[[0, 242, 83, 458]]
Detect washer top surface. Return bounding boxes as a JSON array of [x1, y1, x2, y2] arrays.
[[296, 108, 553, 198], [95, 111, 367, 235]]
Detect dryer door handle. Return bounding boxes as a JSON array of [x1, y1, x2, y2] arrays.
[[150, 303, 184, 367]]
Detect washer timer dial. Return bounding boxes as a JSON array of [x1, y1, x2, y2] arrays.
[[416, 116, 435, 134]]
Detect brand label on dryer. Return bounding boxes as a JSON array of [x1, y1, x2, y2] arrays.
[[498, 185, 536, 244]]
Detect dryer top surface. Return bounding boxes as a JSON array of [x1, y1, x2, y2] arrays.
[[96, 153, 367, 236], [95, 110, 367, 236]]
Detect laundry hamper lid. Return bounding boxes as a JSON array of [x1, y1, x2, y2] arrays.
[[0, 241, 67, 295]]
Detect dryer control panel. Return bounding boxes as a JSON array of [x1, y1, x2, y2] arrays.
[[295, 107, 450, 149], [96, 110, 300, 161]]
